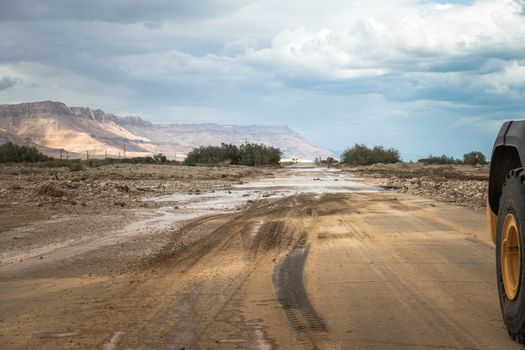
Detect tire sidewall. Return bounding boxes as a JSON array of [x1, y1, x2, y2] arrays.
[[497, 173, 525, 335]]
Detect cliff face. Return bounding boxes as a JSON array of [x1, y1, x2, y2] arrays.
[[0, 101, 72, 118], [0, 101, 333, 160], [0, 101, 150, 157]]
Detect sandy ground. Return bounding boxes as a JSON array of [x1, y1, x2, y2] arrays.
[[0, 166, 518, 349]]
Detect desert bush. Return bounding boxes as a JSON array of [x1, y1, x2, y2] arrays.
[[341, 144, 400, 165], [83, 155, 176, 168], [184, 143, 281, 166], [68, 162, 84, 171], [0, 142, 51, 163], [418, 154, 461, 165], [34, 154, 174, 171], [38, 159, 84, 171], [322, 157, 339, 165], [463, 151, 487, 165], [37, 183, 65, 197], [153, 153, 167, 163]]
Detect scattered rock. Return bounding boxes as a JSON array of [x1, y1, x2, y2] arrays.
[[383, 176, 487, 208], [115, 184, 130, 192], [1, 164, 264, 214]]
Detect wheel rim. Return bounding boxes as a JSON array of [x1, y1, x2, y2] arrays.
[[501, 213, 521, 301]]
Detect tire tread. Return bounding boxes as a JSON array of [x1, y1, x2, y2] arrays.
[[498, 167, 525, 343]]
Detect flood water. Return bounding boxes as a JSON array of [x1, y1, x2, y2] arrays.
[[144, 166, 379, 216]]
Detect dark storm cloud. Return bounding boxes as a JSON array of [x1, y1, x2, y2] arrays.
[[0, 0, 246, 22], [0, 77, 16, 91]]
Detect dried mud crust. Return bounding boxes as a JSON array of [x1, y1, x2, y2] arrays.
[[344, 162, 489, 208]]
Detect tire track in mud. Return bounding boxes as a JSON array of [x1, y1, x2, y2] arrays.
[[148, 196, 298, 268], [274, 236, 329, 348], [76, 194, 331, 349], [146, 193, 337, 348], [172, 194, 326, 348], [117, 196, 313, 348], [142, 213, 236, 270]]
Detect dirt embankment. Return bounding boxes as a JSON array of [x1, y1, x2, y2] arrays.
[[0, 163, 266, 229], [344, 162, 489, 208]]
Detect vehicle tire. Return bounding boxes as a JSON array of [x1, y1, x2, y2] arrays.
[[497, 168, 525, 343]]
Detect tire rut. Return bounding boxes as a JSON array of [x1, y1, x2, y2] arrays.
[[274, 237, 328, 348]]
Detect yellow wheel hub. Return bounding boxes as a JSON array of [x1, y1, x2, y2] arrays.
[[502, 213, 522, 301]]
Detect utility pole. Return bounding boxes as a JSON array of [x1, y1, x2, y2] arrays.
[[123, 144, 126, 158], [105, 150, 108, 159], [86, 150, 89, 160], [66, 151, 69, 160]]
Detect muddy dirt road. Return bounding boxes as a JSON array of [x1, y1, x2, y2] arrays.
[[0, 167, 519, 349]]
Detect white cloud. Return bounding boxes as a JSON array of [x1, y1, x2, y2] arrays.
[[238, 0, 525, 82], [1, 0, 525, 157], [99, 0, 525, 92], [485, 61, 525, 95]]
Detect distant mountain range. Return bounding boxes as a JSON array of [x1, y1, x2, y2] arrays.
[[0, 101, 333, 161]]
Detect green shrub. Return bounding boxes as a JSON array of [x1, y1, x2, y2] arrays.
[[39, 159, 78, 168], [34, 154, 175, 171], [83, 156, 175, 168], [153, 153, 167, 163], [463, 151, 487, 165], [0, 142, 51, 163], [341, 144, 400, 165], [238, 143, 281, 166], [184, 143, 281, 166], [418, 154, 461, 165], [68, 162, 84, 172]]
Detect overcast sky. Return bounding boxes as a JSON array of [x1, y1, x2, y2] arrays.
[[1, 0, 524, 159]]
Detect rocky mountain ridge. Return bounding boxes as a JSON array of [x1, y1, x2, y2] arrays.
[[0, 101, 333, 160]]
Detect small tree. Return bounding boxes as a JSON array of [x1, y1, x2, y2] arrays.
[[463, 151, 487, 165], [341, 144, 400, 165]]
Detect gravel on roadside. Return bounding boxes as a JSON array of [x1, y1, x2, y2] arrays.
[[342, 162, 489, 209], [0, 163, 268, 215]]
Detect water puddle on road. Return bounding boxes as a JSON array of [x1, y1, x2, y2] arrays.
[[143, 167, 379, 218]]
